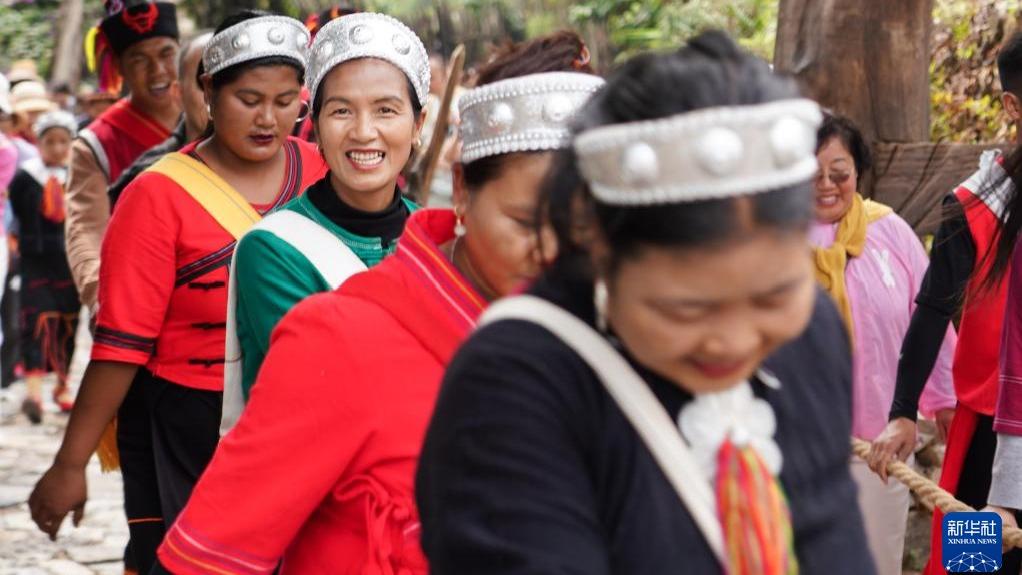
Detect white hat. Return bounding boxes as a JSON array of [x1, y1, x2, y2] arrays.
[[33, 110, 78, 139], [0, 74, 11, 115], [11, 81, 54, 115]]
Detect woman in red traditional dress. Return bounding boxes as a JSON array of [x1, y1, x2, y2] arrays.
[[28, 11, 326, 573], [155, 32, 602, 575]]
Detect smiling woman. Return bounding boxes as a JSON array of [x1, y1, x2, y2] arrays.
[[809, 113, 957, 575], [26, 11, 327, 574], [218, 12, 429, 431]]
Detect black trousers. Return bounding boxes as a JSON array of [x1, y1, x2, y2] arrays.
[[118, 369, 222, 573], [954, 414, 1022, 574]]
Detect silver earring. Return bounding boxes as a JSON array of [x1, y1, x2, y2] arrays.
[[594, 278, 608, 332], [206, 104, 213, 120], [454, 215, 466, 238]]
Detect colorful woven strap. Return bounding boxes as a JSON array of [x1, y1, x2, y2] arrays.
[[717, 439, 798, 575]]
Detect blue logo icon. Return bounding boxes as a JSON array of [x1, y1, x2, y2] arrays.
[[942, 511, 1002, 572]]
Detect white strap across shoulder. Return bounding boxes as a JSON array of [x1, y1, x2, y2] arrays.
[[220, 209, 368, 435], [480, 295, 727, 566]]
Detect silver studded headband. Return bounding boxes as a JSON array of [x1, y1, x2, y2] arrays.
[[574, 99, 823, 206], [459, 72, 605, 164], [203, 16, 310, 78], [308, 13, 430, 108]]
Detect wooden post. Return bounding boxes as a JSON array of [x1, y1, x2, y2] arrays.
[[775, 0, 933, 144], [50, 0, 85, 87]]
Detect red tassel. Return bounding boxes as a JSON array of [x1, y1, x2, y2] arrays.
[[40, 176, 66, 223]]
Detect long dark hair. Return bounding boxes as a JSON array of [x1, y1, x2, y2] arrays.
[[540, 30, 813, 276]]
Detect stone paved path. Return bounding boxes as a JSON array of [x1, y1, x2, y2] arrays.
[[0, 310, 128, 575]]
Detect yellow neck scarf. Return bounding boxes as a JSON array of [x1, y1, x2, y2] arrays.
[[812, 193, 893, 340]]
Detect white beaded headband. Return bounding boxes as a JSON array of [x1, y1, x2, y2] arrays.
[[308, 13, 430, 108], [459, 72, 605, 164], [203, 16, 310, 78], [574, 99, 823, 205]]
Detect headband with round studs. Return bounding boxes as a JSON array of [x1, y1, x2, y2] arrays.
[[307, 12, 429, 108], [203, 15, 310, 78], [573, 99, 822, 206], [458, 71, 605, 164]]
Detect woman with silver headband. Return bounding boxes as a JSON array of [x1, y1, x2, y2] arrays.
[[28, 11, 326, 572], [220, 13, 429, 434], [416, 31, 874, 575], [155, 33, 601, 575], [8, 110, 80, 422]]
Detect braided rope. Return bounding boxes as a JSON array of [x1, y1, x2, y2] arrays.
[[851, 438, 1022, 549]]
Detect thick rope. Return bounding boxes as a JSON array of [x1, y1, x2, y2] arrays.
[[851, 437, 1022, 549]]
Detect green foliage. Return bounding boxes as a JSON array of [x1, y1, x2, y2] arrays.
[[0, 0, 61, 77], [930, 0, 1015, 143], [567, 0, 777, 62]]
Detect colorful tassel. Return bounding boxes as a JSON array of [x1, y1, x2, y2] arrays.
[[85, 26, 122, 96], [716, 439, 798, 575], [40, 176, 66, 223]]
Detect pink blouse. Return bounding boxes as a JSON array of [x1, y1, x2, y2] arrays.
[[810, 212, 957, 440]]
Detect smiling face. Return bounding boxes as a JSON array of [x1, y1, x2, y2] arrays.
[[814, 137, 858, 223], [205, 64, 303, 163], [601, 228, 815, 394], [118, 36, 179, 113], [315, 58, 423, 210], [454, 152, 558, 299]]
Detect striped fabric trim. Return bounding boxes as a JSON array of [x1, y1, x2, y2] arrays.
[[264, 141, 302, 213], [94, 327, 156, 354], [175, 242, 237, 287], [162, 521, 277, 575], [77, 129, 110, 180], [171, 140, 303, 287], [396, 217, 485, 330]]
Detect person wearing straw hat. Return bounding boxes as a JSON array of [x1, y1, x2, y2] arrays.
[[7, 110, 80, 424], [155, 33, 600, 575], [28, 10, 325, 573], [416, 31, 873, 575], [66, 0, 180, 313]]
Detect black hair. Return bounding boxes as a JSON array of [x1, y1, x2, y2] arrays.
[[816, 113, 872, 182], [310, 70, 422, 121], [199, 10, 306, 138], [999, 31, 1022, 96], [541, 30, 813, 275], [461, 30, 596, 193]]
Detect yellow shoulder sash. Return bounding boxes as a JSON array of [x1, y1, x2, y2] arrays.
[[146, 152, 261, 240]]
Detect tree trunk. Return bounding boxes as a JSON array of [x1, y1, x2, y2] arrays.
[[50, 0, 85, 86], [774, 0, 933, 144], [771, 0, 992, 236]]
